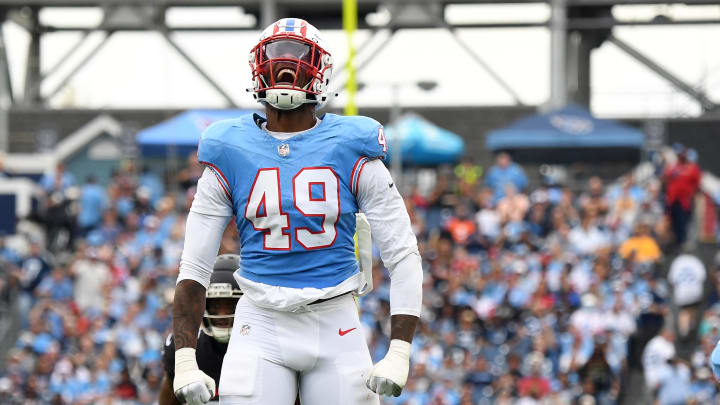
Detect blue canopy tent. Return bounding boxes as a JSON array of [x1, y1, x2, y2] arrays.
[[137, 109, 256, 157], [384, 114, 465, 165], [486, 105, 645, 163]]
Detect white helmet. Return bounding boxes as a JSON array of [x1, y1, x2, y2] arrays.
[[248, 18, 334, 110], [201, 254, 243, 343]]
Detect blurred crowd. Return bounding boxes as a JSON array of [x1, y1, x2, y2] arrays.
[[1, 143, 719, 405]]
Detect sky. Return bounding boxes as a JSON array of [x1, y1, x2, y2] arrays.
[[2, 4, 720, 118]]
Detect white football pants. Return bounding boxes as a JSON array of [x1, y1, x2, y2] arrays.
[[218, 294, 380, 405]]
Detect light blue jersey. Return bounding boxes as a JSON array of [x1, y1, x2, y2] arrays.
[[197, 113, 386, 289], [711, 340, 720, 380]]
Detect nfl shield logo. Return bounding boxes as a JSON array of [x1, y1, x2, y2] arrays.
[[278, 143, 290, 157]]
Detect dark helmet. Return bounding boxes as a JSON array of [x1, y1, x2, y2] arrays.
[[201, 254, 242, 343]]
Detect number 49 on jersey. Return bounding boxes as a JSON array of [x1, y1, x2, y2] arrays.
[[245, 167, 340, 251]]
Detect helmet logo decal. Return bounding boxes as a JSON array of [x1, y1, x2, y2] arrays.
[[239, 324, 251, 336]]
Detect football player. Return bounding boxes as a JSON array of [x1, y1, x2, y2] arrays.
[[161, 254, 242, 404], [171, 18, 422, 405]]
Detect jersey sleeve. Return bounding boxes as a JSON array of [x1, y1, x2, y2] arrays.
[[361, 121, 387, 159], [197, 120, 237, 201], [339, 115, 387, 160], [161, 333, 176, 380]]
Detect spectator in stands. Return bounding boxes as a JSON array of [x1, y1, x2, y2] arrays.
[[580, 338, 616, 403], [95, 209, 121, 244], [39, 162, 75, 194], [605, 294, 636, 337], [474, 187, 500, 242], [35, 183, 77, 252], [656, 358, 693, 405], [177, 152, 203, 191], [77, 175, 107, 236], [485, 152, 528, 202], [517, 352, 551, 400], [18, 240, 52, 318], [705, 252, 720, 308], [427, 173, 458, 232], [138, 165, 164, 204], [618, 221, 661, 264], [555, 188, 580, 227], [663, 144, 701, 245], [497, 183, 529, 224], [36, 266, 73, 303], [70, 246, 111, 312], [114, 367, 139, 400], [607, 175, 643, 232], [454, 157, 482, 188], [464, 355, 493, 401], [0, 234, 20, 265], [578, 176, 609, 217], [445, 204, 477, 246], [643, 328, 676, 392], [693, 367, 716, 403], [568, 211, 610, 256], [527, 197, 551, 238], [668, 251, 706, 337]]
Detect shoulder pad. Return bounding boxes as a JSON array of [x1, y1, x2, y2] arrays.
[[328, 114, 386, 159], [200, 117, 246, 142], [197, 116, 253, 191]]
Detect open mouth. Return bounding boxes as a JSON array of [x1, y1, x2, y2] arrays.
[[275, 68, 297, 85]]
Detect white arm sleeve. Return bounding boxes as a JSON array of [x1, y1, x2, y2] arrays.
[[190, 167, 234, 217], [356, 159, 422, 317], [177, 168, 233, 288]]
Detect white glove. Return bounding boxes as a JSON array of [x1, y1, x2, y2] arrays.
[[173, 348, 215, 405], [366, 339, 411, 397]]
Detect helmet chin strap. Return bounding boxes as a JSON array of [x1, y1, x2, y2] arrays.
[[246, 88, 340, 111], [265, 88, 308, 110]]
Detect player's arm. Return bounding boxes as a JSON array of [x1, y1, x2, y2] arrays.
[[356, 159, 423, 397], [160, 334, 182, 405], [173, 168, 233, 405], [160, 373, 182, 405]]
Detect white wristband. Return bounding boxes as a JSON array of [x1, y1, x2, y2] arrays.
[[387, 339, 411, 361], [175, 347, 199, 374]]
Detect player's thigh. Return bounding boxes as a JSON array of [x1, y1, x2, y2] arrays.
[[299, 349, 378, 405], [219, 353, 297, 405], [220, 297, 296, 405], [300, 296, 378, 405]]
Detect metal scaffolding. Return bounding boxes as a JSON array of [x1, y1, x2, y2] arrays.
[[0, 0, 719, 150]]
